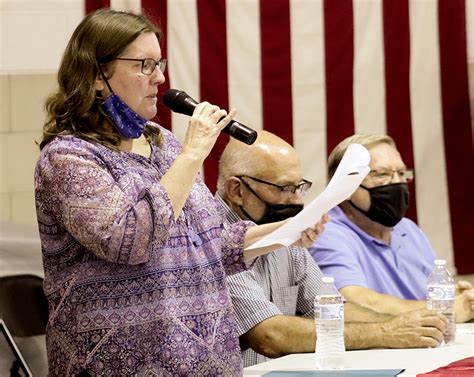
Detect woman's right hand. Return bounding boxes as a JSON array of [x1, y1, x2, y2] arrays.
[[181, 102, 237, 162], [161, 102, 236, 218]]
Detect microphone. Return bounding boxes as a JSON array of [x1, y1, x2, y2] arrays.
[[163, 89, 257, 145]]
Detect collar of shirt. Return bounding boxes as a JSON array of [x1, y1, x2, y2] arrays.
[[215, 193, 242, 224], [331, 205, 406, 250]]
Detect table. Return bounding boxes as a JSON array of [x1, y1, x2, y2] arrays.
[[243, 323, 474, 376]]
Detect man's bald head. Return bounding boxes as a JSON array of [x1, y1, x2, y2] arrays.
[[217, 130, 308, 223], [217, 130, 301, 195]]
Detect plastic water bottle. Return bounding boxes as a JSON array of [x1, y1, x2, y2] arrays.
[[314, 276, 345, 369], [426, 259, 456, 345]]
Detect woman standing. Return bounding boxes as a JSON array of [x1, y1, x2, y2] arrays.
[[35, 9, 324, 375]]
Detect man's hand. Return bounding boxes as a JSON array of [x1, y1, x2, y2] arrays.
[[293, 214, 329, 249], [455, 280, 472, 295], [454, 288, 474, 323], [379, 309, 447, 348]]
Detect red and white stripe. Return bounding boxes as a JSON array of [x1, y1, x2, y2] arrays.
[[87, 0, 474, 274]]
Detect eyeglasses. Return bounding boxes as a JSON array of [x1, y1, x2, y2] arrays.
[[368, 168, 414, 184], [237, 175, 312, 196], [114, 58, 167, 75]]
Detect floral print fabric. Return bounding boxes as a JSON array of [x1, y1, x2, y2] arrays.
[[34, 124, 253, 376]]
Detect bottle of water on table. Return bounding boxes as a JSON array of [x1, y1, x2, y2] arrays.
[[314, 276, 345, 369], [426, 259, 456, 345]]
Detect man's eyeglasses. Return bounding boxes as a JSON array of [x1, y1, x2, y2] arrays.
[[368, 168, 414, 184], [237, 175, 312, 196], [114, 58, 167, 75]]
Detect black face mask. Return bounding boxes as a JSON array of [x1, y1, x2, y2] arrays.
[[239, 180, 304, 224], [349, 183, 410, 227]]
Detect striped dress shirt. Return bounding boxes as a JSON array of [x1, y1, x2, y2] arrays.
[[216, 194, 323, 367]]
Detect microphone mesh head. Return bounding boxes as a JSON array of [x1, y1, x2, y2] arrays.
[[162, 89, 196, 115], [162, 89, 182, 108]]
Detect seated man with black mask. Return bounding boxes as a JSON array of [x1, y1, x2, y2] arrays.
[[308, 134, 474, 322], [217, 131, 449, 367]]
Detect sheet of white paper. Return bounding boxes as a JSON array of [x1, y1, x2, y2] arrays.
[[246, 143, 371, 250]]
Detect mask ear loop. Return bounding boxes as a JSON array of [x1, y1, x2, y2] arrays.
[[97, 62, 114, 94], [347, 184, 370, 216], [239, 178, 267, 203], [348, 199, 370, 216], [236, 178, 261, 223]]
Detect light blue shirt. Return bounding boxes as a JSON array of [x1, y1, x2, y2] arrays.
[[308, 206, 436, 300]]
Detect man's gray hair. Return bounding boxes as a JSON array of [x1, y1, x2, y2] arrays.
[[327, 134, 396, 179], [217, 141, 256, 195]]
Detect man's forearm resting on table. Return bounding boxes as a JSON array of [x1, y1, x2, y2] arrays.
[[341, 285, 425, 315], [240, 310, 441, 360], [241, 315, 315, 359]]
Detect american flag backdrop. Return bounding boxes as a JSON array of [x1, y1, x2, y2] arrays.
[[86, 0, 474, 275]]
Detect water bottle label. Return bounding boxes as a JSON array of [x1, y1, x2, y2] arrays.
[[427, 285, 455, 300], [315, 304, 344, 320]]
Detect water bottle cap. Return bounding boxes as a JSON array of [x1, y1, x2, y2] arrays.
[[322, 276, 335, 283], [434, 259, 446, 266]]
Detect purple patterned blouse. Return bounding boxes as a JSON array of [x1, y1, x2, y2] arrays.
[[34, 124, 254, 376]]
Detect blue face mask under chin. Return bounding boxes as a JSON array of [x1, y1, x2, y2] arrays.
[[98, 63, 148, 139], [102, 93, 148, 139]]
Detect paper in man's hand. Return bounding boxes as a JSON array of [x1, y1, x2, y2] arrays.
[[246, 143, 370, 250]]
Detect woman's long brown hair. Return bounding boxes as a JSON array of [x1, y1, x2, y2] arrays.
[[40, 9, 163, 150]]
